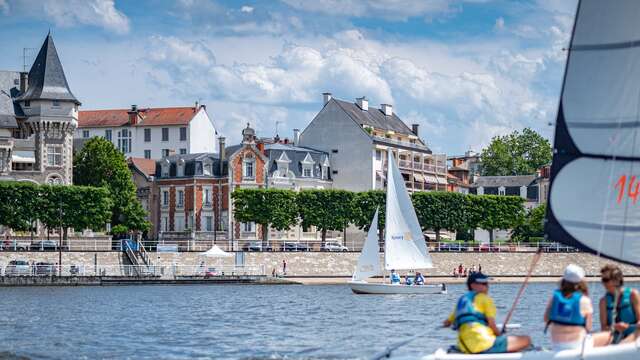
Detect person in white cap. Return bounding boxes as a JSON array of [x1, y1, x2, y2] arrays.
[[543, 264, 594, 350]]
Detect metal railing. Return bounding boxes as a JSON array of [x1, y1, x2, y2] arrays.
[[0, 264, 265, 278]]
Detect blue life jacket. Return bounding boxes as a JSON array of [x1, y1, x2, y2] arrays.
[[548, 289, 586, 327], [606, 288, 638, 339], [406, 277, 413, 285], [415, 274, 425, 285], [391, 272, 401, 284], [453, 291, 488, 330]]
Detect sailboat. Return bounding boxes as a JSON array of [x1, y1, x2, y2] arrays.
[[423, 0, 640, 358], [349, 151, 446, 295]]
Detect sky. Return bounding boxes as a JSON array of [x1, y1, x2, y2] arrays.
[[0, 0, 578, 155]]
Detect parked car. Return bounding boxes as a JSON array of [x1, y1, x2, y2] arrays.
[[4, 260, 31, 276], [30, 240, 58, 251], [242, 241, 272, 252], [282, 242, 310, 252], [322, 242, 348, 252], [423, 231, 452, 242], [2, 240, 31, 251], [35, 262, 55, 276], [436, 243, 466, 252]]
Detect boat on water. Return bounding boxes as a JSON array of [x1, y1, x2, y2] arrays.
[[349, 151, 445, 295], [421, 0, 640, 359]]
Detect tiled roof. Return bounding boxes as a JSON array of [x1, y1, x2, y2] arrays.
[[17, 33, 79, 104], [128, 157, 156, 177], [155, 152, 227, 178], [472, 175, 537, 188], [78, 107, 200, 128]]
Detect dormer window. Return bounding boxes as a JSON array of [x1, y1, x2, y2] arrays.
[[303, 167, 312, 177], [243, 153, 255, 179], [161, 159, 170, 177], [52, 100, 60, 107], [203, 159, 212, 176], [300, 153, 315, 178], [24, 100, 30, 107], [177, 159, 185, 177], [196, 162, 203, 175]]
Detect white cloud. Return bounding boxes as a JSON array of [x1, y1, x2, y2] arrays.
[[241, 5, 254, 13], [42, 0, 130, 34], [282, 0, 455, 21], [494, 17, 505, 31]]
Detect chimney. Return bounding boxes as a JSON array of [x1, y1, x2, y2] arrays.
[[128, 105, 139, 125], [218, 136, 226, 175], [381, 104, 393, 116], [411, 124, 419, 137], [322, 92, 332, 105], [257, 141, 265, 155], [194, 101, 199, 112], [19, 72, 28, 93], [356, 96, 368, 111], [284, 138, 289, 144], [293, 128, 300, 145]]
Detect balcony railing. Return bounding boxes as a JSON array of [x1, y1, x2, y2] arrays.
[[397, 159, 446, 174]]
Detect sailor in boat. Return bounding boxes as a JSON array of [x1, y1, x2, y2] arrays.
[[598, 264, 640, 345], [442, 273, 531, 354], [405, 274, 414, 286], [390, 269, 401, 284], [415, 272, 425, 286], [543, 264, 596, 351]]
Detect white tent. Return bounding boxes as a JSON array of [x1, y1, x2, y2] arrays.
[[199, 245, 233, 258]]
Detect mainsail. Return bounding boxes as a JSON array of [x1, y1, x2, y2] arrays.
[[353, 209, 381, 280], [384, 151, 433, 270], [546, 0, 640, 265]]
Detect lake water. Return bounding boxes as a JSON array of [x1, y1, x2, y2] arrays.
[[0, 282, 625, 359]]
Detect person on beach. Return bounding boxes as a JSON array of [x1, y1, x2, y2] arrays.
[[598, 264, 640, 344], [415, 272, 425, 285], [544, 264, 595, 351], [443, 273, 531, 354], [390, 269, 401, 284]]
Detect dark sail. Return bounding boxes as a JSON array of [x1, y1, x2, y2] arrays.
[[545, 0, 640, 266]]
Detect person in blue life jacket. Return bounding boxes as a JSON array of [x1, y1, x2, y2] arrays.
[[598, 264, 640, 344], [390, 269, 401, 284], [443, 273, 531, 354], [405, 275, 414, 286], [415, 272, 425, 285], [544, 264, 601, 350]]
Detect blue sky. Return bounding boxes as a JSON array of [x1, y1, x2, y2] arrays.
[[0, 0, 577, 154]]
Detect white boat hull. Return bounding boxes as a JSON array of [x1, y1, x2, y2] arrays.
[[349, 280, 446, 294], [422, 341, 640, 360]]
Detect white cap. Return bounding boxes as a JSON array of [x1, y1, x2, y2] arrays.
[[563, 264, 586, 283]]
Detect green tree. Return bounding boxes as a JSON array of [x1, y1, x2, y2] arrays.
[[412, 191, 468, 241], [232, 188, 299, 247], [351, 190, 385, 242], [297, 189, 354, 246], [481, 128, 552, 176], [0, 181, 42, 233], [512, 203, 546, 242], [73, 137, 149, 232], [469, 195, 525, 243]]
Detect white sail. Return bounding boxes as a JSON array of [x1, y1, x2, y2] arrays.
[[384, 151, 433, 270], [352, 209, 381, 281]]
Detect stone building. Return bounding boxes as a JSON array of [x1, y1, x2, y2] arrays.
[[299, 93, 447, 192], [0, 33, 79, 185], [128, 157, 156, 237], [447, 150, 482, 194]]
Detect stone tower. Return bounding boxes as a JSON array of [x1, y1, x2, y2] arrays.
[[16, 33, 80, 185]]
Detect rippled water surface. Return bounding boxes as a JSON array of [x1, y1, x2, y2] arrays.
[[0, 282, 629, 359]]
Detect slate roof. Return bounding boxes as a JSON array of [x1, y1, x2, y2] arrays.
[[155, 153, 227, 178], [472, 175, 537, 188], [0, 71, 21, 128], [265, 143, 329, 179], [78, 107, 201, 128], [333, 99, 416, 137], [17, 33, 79, 104]]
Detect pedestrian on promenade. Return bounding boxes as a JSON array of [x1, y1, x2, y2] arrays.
[[458, 263, 464, 277], [282, 259, 287, 275], [470, 265, 477, 274], [453, 267, 458, 278], [478, 264, 482, 273], [463, 268, 468, 277]]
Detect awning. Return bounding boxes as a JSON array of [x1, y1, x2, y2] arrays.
[[436, 176, 447, 185], [424, 174, 438, 184], [12, 151, 35, 163], [413, 173, 425, 182]]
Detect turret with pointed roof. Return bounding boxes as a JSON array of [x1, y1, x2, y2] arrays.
[[17, 32, 80, 105]]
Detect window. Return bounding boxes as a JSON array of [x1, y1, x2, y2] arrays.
[[162, 149, 170, 157], [205, 216, 213, 231], [144, 150, 151, 159], [105, 129, 112, 141], [243, 158, 254, 179], [243, 222, 254, 232], [24, 100, 30, 107], [162, 191, 169, 206], [203, 188, 212, 206], [162, 216, 169, 232], [376, 150, 381, 160], [144, 128, 151, 142], [303, 166, 312, 177], [162, 127, 169, 141], [332, 149, 338, 153], [52, 100, 60, 107], [177, 190, 184, 208], [47, 146, 62, 166], [180, 127, 187, 141], [82, 130, 89, 138], [117, 129, 131, 154], [322, 166, 328, 180], [180, 148, 187, 154]]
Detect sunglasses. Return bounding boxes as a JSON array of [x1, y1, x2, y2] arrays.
[[601, 277, 612, 283]]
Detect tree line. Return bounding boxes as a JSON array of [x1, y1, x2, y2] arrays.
[[232, 188, 531, 245], [0, 181, 112, 239]]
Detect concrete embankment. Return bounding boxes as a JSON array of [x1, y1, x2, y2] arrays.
[[0, 275, 299, 286], [1, 251, 637, 279]]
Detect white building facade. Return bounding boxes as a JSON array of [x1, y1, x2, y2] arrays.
[[76, 105, 217, 159]]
